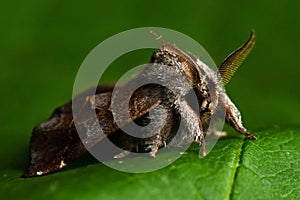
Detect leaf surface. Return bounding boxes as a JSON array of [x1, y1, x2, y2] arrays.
[[1, 128, 299, 200]]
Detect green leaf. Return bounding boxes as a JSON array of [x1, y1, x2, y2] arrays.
[[231, 128, 300, 199], [1, 128, 300, 200]]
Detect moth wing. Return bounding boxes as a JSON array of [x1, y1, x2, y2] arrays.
[[81, 84, 164, 146], [23, 85, 163, 177]]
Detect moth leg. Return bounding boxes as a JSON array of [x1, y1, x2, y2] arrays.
[[148, 107, 173, 157], [210, 124, 227, 138], [203, 118, 227, 137], [149, 134, 167, 157], [176, 100, 206, 156], [114, 151, 131, 159], [213, 130, 227, 137], [223, 95, 256, 140], [199, 133, 206, 156]]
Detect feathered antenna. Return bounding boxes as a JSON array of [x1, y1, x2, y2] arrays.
[[218, 31, 256, 85]]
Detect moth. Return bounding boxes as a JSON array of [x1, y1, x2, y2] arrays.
[[23, 31, 256, 177]]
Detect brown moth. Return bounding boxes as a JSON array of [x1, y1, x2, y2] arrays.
[[23, 32, 256, 178]]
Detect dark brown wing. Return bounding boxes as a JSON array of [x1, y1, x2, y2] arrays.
[[23, 84, 163, 177], [76, 84, 165, 149]]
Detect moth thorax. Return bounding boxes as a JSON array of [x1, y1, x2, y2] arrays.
[[151, 49, 179, 67]]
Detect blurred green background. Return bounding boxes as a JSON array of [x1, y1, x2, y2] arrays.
[[1, 0, 300, 199]]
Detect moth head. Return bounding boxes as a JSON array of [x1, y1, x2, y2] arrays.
[[217, 31, 256, 86]]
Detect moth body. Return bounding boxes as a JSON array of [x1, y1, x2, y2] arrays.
[[23, 32, 256, 177]]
